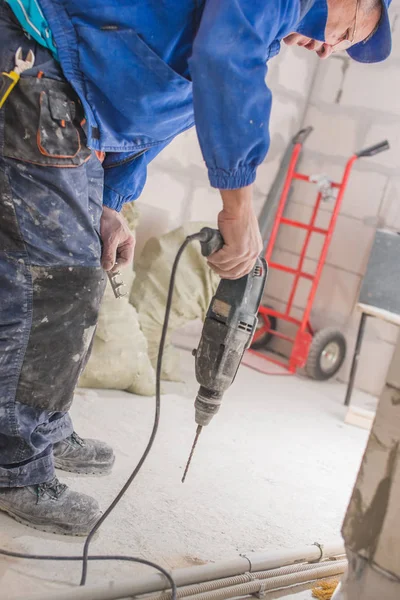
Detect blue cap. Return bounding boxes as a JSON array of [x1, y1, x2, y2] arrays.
[[347, 0, 392, 63]]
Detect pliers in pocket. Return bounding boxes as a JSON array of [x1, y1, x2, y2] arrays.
[[0, 47, 35, 109]]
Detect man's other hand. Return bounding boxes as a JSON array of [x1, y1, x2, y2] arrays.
[[207, 186, 263, 279], [100, 206, 135, 272]]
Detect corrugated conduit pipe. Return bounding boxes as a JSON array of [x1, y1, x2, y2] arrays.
[[167, 560, 347, 600], [144, 559, 347, 600], [20, 541, 346, 600]]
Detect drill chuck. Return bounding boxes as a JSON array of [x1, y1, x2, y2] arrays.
[[194, 387, 223, 427]]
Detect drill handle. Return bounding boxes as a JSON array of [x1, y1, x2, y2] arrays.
[[198, 227, 224, 257]]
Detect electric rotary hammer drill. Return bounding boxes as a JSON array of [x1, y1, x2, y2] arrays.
[[182, 228, 268, 481]]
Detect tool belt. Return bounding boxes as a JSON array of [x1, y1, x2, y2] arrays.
[[3, 76, 91, 168]]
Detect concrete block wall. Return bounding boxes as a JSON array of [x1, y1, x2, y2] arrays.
[[265, 3, 400, 396]]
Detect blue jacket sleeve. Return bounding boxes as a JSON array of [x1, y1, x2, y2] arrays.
[[188, 0, 300, 190], [102, 142, 170, 211]]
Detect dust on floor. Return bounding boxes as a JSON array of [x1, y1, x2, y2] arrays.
[[0, 349, 370, 598]]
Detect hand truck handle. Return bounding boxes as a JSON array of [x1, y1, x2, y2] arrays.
[[292, 126, 314, 145], [356, 140, 390, 158]]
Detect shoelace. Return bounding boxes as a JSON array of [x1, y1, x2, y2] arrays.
[[70, 431, 86, 447], [35, 478, 67, 503]]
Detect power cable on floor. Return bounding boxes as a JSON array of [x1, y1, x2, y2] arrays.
[[0, 233, 202, 597], [0, 548, 176, 594], [80, 234, 194, 587]]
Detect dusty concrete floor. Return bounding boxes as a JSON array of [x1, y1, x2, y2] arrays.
[[0, 349, 373, 599]]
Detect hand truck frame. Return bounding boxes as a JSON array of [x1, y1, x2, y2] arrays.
[[251, 136, 390, 379]]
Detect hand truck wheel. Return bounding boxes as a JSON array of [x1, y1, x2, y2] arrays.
[[306, 327, 347, 381], [251, 307, 277, 350]]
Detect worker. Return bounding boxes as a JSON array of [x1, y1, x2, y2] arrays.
[[0, 0, 391, 535]]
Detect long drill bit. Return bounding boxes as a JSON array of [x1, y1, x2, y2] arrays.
[[181, 425, 202, 483]]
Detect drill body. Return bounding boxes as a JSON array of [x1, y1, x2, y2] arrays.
[[181, 228, 268, 482], [194, 256, 268, 426]]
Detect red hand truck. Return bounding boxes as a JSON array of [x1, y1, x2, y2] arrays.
[[251, 136, 390, 380]]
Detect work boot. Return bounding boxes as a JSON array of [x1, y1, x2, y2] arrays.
[[0, 476, 101, 536], [53, 431, 115, 475]]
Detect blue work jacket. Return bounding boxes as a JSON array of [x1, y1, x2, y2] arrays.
[[37, 0, 328, 210]]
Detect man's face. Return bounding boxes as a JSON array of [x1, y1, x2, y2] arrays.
[[284, 0, 382, 59]]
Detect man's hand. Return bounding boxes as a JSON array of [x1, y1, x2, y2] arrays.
[[100, 206, 135, 272], [207, 186, 263, 279]]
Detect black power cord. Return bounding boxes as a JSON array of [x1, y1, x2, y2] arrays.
[[0, 548, 176, 595], [0, 233, 202, 598], [80, 234, 194, 587]]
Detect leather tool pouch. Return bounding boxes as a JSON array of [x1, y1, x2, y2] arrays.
[[3, 77, 91, 167]]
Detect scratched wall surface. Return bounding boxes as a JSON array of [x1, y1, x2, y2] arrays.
[[342, 336, 400, 583], [264, 3, 400, 397]]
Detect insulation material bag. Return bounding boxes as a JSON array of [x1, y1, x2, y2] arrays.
[[79, 204, 156, 396], [131, 223, 220, 381]]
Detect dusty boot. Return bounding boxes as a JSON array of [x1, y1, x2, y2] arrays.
[[0, 476, 101, 535], [53, 432, 115, 475]]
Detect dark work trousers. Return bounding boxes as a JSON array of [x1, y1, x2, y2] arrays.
[[0, 2, 106, 487]]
